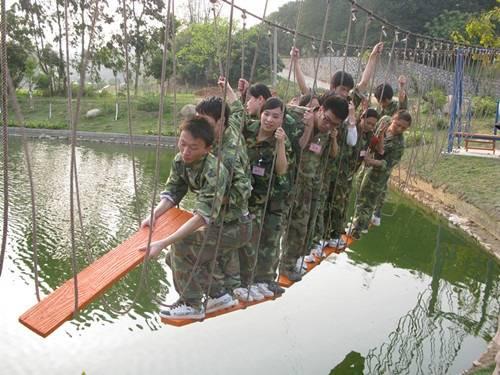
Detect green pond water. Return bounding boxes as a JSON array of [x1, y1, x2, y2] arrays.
[[1, 137, 498, 375]]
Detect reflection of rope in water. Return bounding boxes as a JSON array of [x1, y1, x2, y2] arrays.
[[364, 226, 499, 374], [365, 288, 467, 374]]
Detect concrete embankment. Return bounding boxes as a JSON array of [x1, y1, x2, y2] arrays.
[[7, 127, 178, 148]]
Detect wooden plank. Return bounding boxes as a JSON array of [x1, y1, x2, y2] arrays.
[[278, 234, 354, 287], [19, 208, 193, 338], [162, 296, 281, 327]]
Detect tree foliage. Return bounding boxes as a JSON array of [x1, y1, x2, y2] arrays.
[[452, 3, 500, 48]]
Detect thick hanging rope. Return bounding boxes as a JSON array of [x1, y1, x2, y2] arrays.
[[212, 4, 225, 77], [170, 0, 236, 307], [121, 0, 141, 226], [203, 0, 238, 310], [5, 73, 41, 300], [0, 0, 9, 277], [171, 0, 178, 139], [240, 11, 247, 78], [121, 0, 174, 314], [65, 0, 102, 318]]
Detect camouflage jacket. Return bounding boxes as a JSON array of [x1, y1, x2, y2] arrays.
[[369, 129, 405, 179], [161, 153, 227, 224], [353, 129, 374, 174], [327, 121, 361, 182], [299, 127, 331, 180], [212, 124, 252, 222], [244, 120, 293, 210]]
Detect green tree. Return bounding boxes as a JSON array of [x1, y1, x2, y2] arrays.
[[425, 10, 473, 40], [452, 3, 500, 48]]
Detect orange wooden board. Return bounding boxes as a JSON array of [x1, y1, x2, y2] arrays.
[[161, 296, 280, 327], [278, 234, 355, 288], [19, 208, 193, 338]]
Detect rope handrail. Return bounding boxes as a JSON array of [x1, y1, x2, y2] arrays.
[[218, 0, 500, 54]]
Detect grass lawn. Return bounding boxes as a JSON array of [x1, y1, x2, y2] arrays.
[[401, 119, 500, 222], [7, 93, 196, 135]]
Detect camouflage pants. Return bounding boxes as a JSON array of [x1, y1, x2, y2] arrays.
[[324, 172, 353, 240], [169, 217, 252, 307], [239, 202, 283, 285], [309, 168, 331, 249], [282, 172, 313, 270], [353, 169, 390, 232]]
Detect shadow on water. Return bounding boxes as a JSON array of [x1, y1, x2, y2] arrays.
[[330, 193, 499, 374]]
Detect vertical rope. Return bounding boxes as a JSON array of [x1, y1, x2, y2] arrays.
[[0, 0, 8, 277], [312, 0, 332, 93], [212, 5, 225, 76], [240, 11, 247, 78], [354, 15, 372, 84], [121, 0, 141, 226], [171, 0, 178, 144], [249, 0, 269, 84]]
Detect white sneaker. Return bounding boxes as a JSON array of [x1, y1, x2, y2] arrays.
[[233, 287, 253, 302], [248, 285, 265, 301], [371, 215, 381, 226], [310, 245, 324, 257], [254, 282, 274, 297], [159, 300, 205, 319], [294, 257, 308, 275], [206, 293, 237, 313], [328, 238, 346, 248], [304, 254, 316, 263]]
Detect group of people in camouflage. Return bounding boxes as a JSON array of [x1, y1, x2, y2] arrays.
[[139, 42, 412, 321]]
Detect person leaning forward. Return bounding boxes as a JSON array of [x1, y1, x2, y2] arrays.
[[139, 117, 251, 321]]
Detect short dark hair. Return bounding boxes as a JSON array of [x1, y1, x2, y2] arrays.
[[395, 109, 412, 126], [360, 108, 380, 121], [330, 71, 354, 90], [322, 95, 349, 121], [179, 116, 215, 146], [298, 93, 319, 107], [195, 96, 231, 128], [248, 83, 272, 100], [375, 83, 394, 102], [262, 97, 284, 112]]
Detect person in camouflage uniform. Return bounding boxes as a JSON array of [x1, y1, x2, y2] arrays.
[[281, 95, 349, 281], [371, 75, 409, 223], [374, 75, 408, 117], [290, 43, 384, 253], [350, 110, 412, 239], [195, 96, 253, 294], [237, 97, 293, 298], [321, 109, 381, 248], [139, 117, 251, 320]]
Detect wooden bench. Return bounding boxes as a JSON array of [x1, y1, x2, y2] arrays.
[[454, 132, 500, 154]]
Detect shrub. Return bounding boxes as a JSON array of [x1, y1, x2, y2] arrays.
[[435, 117, 448, 130], [423, 88, 447, 110], [143, 128, 176, 136], [405, 130, 434, 147], [137, 94, 170, 113], [472, 96, 497, 117]]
